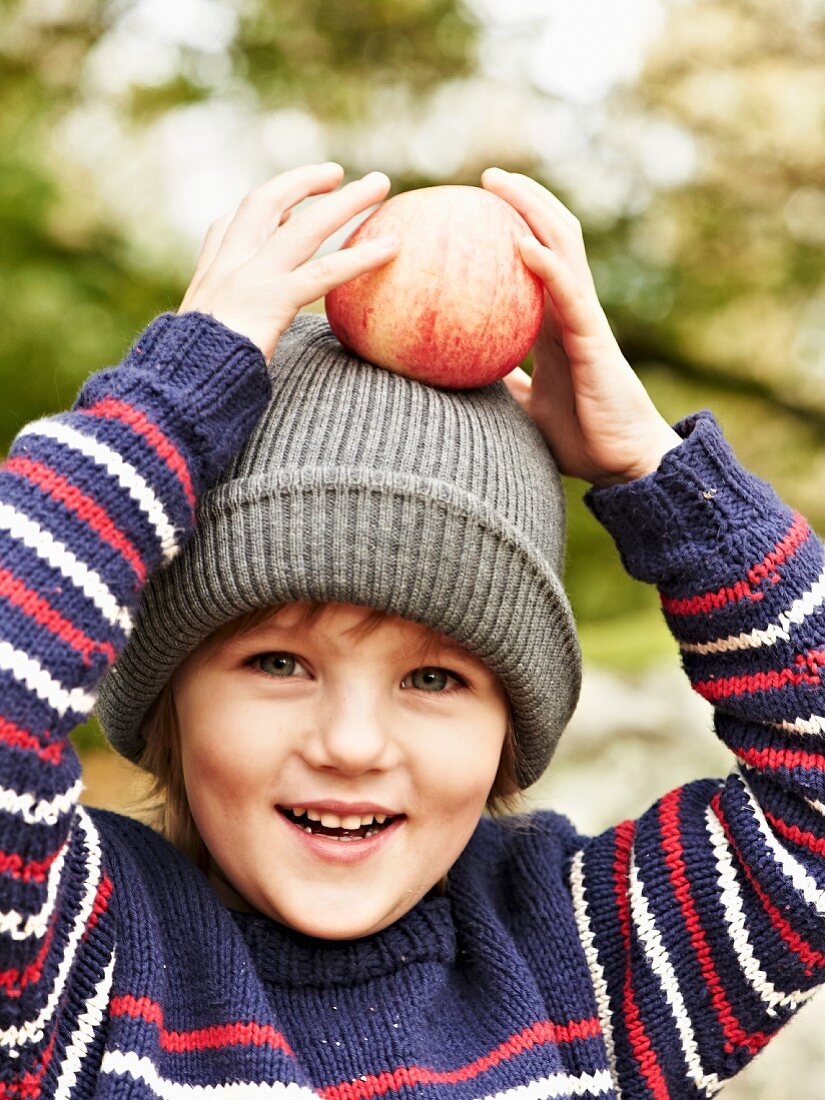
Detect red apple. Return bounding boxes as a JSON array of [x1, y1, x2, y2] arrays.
[[324, 185, 544, 389]]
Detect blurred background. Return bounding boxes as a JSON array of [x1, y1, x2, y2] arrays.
[[2, 0, 824, 1094]]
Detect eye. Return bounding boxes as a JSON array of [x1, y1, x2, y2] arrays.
[[252, 653, 309, 679], [403, 667, 465, 693]]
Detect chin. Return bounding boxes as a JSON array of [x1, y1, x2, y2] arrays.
[[258, 879, 422, 940], [272, 901, 396, 941]]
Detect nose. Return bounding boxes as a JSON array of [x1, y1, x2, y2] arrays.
[[301, 686, 397, 775]]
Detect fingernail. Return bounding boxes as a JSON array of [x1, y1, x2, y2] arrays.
[[371, 234, 399, 251]]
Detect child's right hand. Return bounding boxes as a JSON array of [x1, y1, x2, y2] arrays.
[[178, 163, 399, 362]]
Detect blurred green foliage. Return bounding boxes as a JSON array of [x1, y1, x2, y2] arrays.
[[3, 0, 824, 705], [231, 0, 479, 122]]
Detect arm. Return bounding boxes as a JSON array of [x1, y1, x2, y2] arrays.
[[576, 413, 825, 1094], [482, 169, 825, 1092], [0, 164, 399, 1074], [0, 309, 268, 1058]]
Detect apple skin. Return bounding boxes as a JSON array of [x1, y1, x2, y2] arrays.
[[324, 185, 545, 389]]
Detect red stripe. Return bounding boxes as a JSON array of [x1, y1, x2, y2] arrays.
[[82, 398, 195, 511], [84, 874, 113, 941], [765, 810, 825, 857], [109, 995, 294, 1056], [658, 788, 770, 1056], [662, 513, 810, 616], [613, 819, 671, 1100], [0, 716, 63, 765], [0, 562, 115, 665], [161, 1022, 293, 1055], [692, 649, 824, 702], [5, 457, 146, 583], [0, 915, 56, 997], [111, 994, 163, 1026], [0, 840, 64, 883], [318, 1018, 602, 1100], [0, 1026, 57, 1098], [712, 792, 825, 975], [734, 744, 825, 773]]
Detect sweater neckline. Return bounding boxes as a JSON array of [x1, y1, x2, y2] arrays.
[[228, 890, 456, 987]]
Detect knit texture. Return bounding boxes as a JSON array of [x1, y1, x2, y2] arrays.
[[1, 312, 824, 1098], [95, 313, 581, 788]]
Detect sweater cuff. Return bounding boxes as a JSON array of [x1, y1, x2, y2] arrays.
[[73, 311, 270, 494], [584, 410, 794, 591]]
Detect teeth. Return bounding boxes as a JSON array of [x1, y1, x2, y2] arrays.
[[286, 807, 393, 830]]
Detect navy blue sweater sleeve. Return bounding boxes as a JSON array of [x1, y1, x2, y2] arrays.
[[569, 411, 825, 1096], [0, 312, 268, 1068]]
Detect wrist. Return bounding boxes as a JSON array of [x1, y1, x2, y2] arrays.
[[584, 410, 792, 589], [592, 425, 684, 488], [74, 311, 271, 495]]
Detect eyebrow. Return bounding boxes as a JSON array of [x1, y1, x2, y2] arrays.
[[227, 620, 476, 662]]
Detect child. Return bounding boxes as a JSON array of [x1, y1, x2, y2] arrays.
[[1, 160, 823, 1099]]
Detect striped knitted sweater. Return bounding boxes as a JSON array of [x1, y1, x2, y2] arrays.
[[1, 312, 824, 1099]]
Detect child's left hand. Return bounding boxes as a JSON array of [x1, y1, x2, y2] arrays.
[[481, 168, 681, 487]]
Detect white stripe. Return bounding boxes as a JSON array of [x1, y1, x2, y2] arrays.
[[101, 1052, 614, 1100], [735, 765, 825, 917], [0, 808, 103, 1049], [19, 419, 180, 563], [53, 947, 116, 1100], [102, 1051, 319, 1100], [478, 1069, 614, 1100], [776, 714, 825, 736], [628, 854, 721, 1095], [804, 795, 825, 817], [0, 838, 68, 941], [0, 502, 132, 635], [0, 639, 95, 718], [705, 802, 815, 1014], [569, 850, 622, 1098], [0, 777, 83, 825], [679, 565, 825, 655]]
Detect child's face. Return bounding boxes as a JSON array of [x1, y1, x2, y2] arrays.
[[174, 601, 509, 940]]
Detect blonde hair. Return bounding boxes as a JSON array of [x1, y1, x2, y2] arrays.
[[136, 602, 524, 873]]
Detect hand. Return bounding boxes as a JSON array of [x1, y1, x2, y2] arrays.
[[480, 168, 681, 486], [178, 163, 399, 362]]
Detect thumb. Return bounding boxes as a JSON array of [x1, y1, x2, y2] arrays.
[[502, 366, 532, 410]]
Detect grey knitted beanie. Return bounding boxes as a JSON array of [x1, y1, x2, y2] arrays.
[[96, 313, 581, 788]]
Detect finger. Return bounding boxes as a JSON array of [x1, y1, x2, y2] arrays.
[[482, 167, 579, 227], [482, 168, 593, 283], [179, 211, 235, 310], [502, 366, 532, 409], [211, 162, 346, 276], [258, 170, 392, 273], [518, 237, 608, 343], [258, 234, 400, 312], [488, 168, 580, 227]]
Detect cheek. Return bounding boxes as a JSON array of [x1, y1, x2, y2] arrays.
[[177, 694, 267, 813], [418, 718, 506, 818]]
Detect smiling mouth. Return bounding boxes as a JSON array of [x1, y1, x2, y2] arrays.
[[277, 807, 403, 842]]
